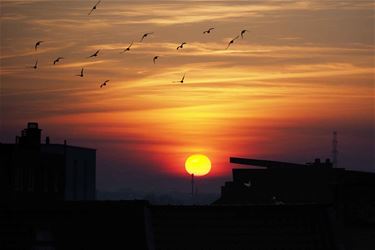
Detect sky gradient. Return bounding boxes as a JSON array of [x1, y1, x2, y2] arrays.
[[1, 0, 374, 194]]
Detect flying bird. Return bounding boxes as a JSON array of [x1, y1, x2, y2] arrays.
[[100, 80, 110, 88], [35, 41, 43, 51], [243, 180, 252, 188], [203, 28, 215, 34], [76, 68, 84, 77], [241, 29, 248, 39], [28, 59, 38, 69], [140, 32, 153, 42], [177, 42, 186, 50], [53, 57, 64, 65], [87, 50, 100, 58], [225, 35, 239, 50], [88, 1, 101, 15], [153, 56, 159, 64], [173, 73, 185, 83], [120, 42, 133, 53]]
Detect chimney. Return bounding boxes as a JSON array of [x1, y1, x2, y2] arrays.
[[46, 136, 50, 145]]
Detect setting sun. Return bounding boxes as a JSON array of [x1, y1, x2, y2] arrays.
[[185, 154, 212, 176]]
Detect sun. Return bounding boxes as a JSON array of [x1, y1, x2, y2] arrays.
[[185, 154, 211, 176]]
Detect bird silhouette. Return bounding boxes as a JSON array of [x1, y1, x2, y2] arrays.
[[153, 56, 159, 64], [87, 50, 100, 58], [76, 68, 84, 77], [88, 1, 101, 15], [140, 32, 153, 42], [225, 35, 239, 49], [243, 180, 252, 188], [53, 57, 64, 65], [203, 28, 215, 34], [173, 73, 185, 83], [120, 42, 133, 53], [100, 80, 110, 88], [35, 41, 43, 51], [28, 59, 38, 69], [177, 42, 186, 50], [241, 29, 248, 39]]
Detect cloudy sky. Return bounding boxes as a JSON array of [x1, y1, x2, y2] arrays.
[[1, 0, 374, 193]]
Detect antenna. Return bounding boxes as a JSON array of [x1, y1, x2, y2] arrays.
[[332, 131, 338, 168]]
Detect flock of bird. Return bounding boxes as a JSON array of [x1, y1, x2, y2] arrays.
[[29, 0, 249, 88]]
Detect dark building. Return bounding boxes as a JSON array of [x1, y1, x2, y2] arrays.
[[0, 122, 96, 201], [213, 157, 375, 249], [1, 201, 340, 250], [214, 157, 375, 209], [151, 204, 341, 250], [215, 157, 344, 205]]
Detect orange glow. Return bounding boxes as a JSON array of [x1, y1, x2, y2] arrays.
[[185, 154, 212, 176]]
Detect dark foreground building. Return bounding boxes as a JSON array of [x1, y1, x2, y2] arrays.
[[216, 157, 342, 205], [2, 168, 374, 249], [214, 157, 375, 250], [0, 122, 96, 201], [215, 157, 375, 211], [1, 201, 340, 250]]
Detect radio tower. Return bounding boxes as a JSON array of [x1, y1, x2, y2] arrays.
[[332, 131, 338, 168]]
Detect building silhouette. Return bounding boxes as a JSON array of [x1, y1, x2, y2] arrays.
[[214, 157, 375, 209], [2, 201, 340, 250], [215, 157, 340, 205], [0, 122, 96, 201]]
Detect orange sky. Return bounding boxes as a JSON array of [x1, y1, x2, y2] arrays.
[[1, 0, 374, 193]]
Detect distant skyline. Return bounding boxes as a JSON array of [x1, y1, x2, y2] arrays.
[[1, 0, 374, 193]]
